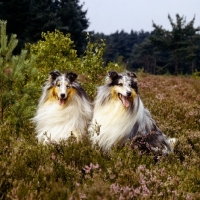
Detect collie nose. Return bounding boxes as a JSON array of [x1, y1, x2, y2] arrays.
[[60, 93, 66, 99], [127, 91, 131, 97]]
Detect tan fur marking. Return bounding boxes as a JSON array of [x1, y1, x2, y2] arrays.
[[66, 88, 76, 101], [48, 87, 58, 101], [110, 87, 119, 100]]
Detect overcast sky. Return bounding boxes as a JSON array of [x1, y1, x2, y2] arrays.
[[79, 0, 200, 34]]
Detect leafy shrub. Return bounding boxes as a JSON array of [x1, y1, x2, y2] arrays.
[[29, 31, 121, 98], [192, 69, 200, 78]]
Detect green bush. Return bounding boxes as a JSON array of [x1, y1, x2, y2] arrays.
[[0, 20, 38, 134], [29, 30, 121, 98]]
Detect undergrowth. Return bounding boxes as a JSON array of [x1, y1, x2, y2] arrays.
[[0, 21, 200, 199], [0, 75, 200, 199]]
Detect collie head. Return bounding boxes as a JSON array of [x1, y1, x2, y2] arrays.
[[96, 71, 139, 109], [38, 70, 88, 108]]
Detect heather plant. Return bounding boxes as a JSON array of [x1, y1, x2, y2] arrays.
[[0, 75, 199, 198], [0, 22, 200, 199]]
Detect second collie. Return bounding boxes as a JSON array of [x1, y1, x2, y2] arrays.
[[89, 71, 176, 154], [32, 70, 92, 143]]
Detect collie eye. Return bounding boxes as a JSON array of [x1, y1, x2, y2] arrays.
[[57, 84, 60, 87], [118, 83, 123, 86], [66, 85, 70, 89]]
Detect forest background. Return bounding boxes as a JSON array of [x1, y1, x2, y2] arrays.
[[1, 0, 200, 75]]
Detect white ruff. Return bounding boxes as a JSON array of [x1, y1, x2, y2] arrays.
[[90, 97, 145, 150], [33, 94, 92, 143]]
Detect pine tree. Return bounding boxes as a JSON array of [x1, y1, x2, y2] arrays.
[[58, 0, 89, 54], [0, 0, 90, 55], [130, 38, 157, 74], [151, 14, 200, 74], [24, 0, 62, 44], [0, 20, 38, 134], [183, 17, 200, 73], [0, 0, 30, 53]]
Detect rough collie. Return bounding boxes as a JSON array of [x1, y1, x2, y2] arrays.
[[89, 71, 176, 154], [32, 70, 92, 143]]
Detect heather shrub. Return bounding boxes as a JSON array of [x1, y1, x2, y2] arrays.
[[1, 22, 200, 199]]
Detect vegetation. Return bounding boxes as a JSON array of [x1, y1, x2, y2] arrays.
[[0, 74, 200, 199], [1, 0, 200, 74], [0, 0, 89, 54], [28, 30, 120, 98], [0, 19, 200, 199], [150, 14, 200, 75], [93, 14, 200, 75], [0, 21, 38, 134]]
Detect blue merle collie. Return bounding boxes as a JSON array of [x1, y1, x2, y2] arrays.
[[89, 71, 176, 154], [32, 70, 92, 143]]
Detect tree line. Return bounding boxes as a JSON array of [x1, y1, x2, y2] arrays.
[[93, 14, 200, 75], [0, 0, 89, 54], [0, 0, 200, 75]]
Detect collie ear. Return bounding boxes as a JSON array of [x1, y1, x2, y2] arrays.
[[50, 70, 61, 80], [107, 71, 119, 80], [66, 72, 77, 82], [106, 71, 119, 85], [127, 71, 137, 82]]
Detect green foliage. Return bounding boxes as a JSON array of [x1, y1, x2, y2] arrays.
[[58, 0, 89, 54], [0, 20, 38, 133], [150, 14, 200, 75], [79, 34, 121, 98], [0, 0, 89, 54], [0, 0, 30, 52], [29, 30, 121, 98], [93, 15, 200, 75], [130, 38, 157, 74], [192, 69, 200, 78], [29, 30, 78, 84]]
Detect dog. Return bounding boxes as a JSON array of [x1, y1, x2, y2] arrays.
[[89, 71, 176, 154], [32, 70, 92, 143]]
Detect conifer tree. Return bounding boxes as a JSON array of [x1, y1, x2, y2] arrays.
[[0, 0, 30, 53], [24, 0, 61, 44], [0, 20, 38, 134], [58, 0, 89, 54], [130, 38, 157, 74], [151, 14, 200, 74]]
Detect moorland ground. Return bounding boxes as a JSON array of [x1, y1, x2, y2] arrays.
[[0, 74, 200, 199]]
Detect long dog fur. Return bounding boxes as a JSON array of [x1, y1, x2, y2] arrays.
[[89, 71, 175, 154], [32, 70, 92, 143]]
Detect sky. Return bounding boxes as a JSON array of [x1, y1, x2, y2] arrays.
[[79, 0, 200, 34]]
